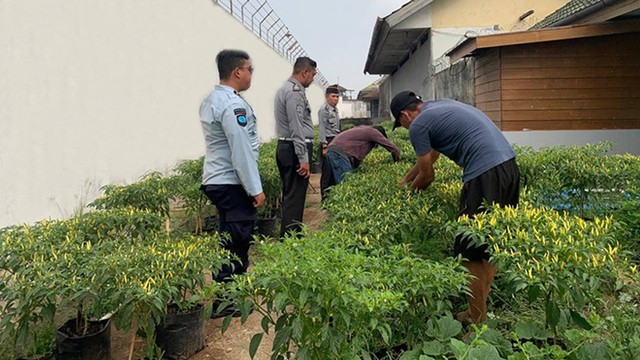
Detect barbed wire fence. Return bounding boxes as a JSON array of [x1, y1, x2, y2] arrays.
[[212, 0, 329, 88]]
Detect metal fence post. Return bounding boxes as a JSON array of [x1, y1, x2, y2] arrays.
[[258, 10, 273, 38], [240, 0, 250, 25], [251, 1, 267, 32], [272, 24, 286, 47]]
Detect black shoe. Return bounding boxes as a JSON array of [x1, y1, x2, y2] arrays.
[[210, 301, 241, 319]]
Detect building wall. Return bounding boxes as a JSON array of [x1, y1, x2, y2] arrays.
[[434, 58, 475, 105], [337, 100, 370, 119], [495, 33, 640, 131], [505, 130, 640, 155], [388, 39, 432, 100], [396, 3, 432, 30], [385, 0, 564, 105], [0, 0, 325, 226], [474, 49, 502, 127], [473, 32, 640, 155], [379, 78, 393, 119], [431, 0, 567, 31]]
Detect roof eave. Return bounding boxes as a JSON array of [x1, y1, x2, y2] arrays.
[[447, 18, 640, 62], [364, 17, 387, 74], [364, 0, 432, 74], [446, 37, 478, 63]]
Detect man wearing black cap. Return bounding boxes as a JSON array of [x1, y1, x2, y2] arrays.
[[390, 91, 520, 327], [320, 125, 400, 201], [318, 85, 341, 169]]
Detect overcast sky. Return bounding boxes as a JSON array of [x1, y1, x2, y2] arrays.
[[267, 0, 409, 92]]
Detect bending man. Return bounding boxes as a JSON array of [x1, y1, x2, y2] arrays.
[[391, 91, 520, 326]]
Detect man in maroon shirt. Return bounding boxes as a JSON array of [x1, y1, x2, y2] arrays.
[[320, 125, 401, 200]]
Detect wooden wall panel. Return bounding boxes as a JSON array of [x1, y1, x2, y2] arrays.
[[486, 32, 640, 131], [502, 77, 639, 90], [502, 120, 640, 131], [475, 49, 502, 127], [476, 90, 500, 103], [502, 108, 640, 121], [502, 67, 636, 79], [499, 33, 640, 58], [476, 80, 501, 94], [502, 99, 640, 111], [501, 56, 640, 69], [502, 88, 640, 100]]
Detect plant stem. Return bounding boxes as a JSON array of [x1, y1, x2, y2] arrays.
[[128, 318, 138, 360], [76, 305, 83, 335]]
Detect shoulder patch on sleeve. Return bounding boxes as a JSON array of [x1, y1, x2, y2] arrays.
[[293, 84, 301, 92], [234, 108, 248, 127]]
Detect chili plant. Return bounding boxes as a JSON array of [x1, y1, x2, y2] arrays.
[[451, 201, 628, 337], [232, 235, 468, 359], [89, 172, 178, 231], [169, 157, 216, 234]]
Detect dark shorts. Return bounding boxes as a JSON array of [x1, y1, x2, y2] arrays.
[[454, 158, 520, 261]]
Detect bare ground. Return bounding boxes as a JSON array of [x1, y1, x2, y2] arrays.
[[111, 173, 327, 359]]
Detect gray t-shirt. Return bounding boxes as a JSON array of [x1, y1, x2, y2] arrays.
[[409, 99, 515, 183]]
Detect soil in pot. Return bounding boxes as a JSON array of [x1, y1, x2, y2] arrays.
[[155, 303, 205, 360], [56, 318, 111, 360]]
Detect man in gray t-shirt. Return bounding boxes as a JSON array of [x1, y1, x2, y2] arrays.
[[390, 91, 520, 328]]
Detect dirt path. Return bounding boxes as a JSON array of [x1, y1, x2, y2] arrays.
[[111, 173, 327, 359]]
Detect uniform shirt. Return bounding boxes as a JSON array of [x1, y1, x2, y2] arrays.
[[328, 126, 400, 169], [318, 103, 340, 143], [274, 77, 314, 164], [409, 99, 516, 183], [199, 84, 262, 196]]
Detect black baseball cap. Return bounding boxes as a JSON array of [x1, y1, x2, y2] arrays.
[[390, 91, 422, 130]]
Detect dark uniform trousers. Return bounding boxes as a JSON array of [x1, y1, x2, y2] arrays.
[[202, 184, 256, 283], [276, 140, 313, 238]]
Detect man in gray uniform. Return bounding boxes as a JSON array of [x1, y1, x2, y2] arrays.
[[274, 57, 317, 238], [200, 49, 265, 292], [319, 86, 341, 145], [318, 85, 341, 163]]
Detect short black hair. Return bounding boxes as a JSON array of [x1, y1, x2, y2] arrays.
[[293, 57, 317, 74], [216, 49, 250, 80], [372, 125, 388, 139]]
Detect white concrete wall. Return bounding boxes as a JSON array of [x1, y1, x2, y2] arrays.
[[388, 39, 432, 100], [505, 130, 640, 155], [0, 0, 324, 226], [337, 99, 370, 119]]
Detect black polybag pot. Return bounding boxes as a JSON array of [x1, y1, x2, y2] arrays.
[[255, 217, 278, 237], [202, 216, 219, 233], [56, 318, 111, 360], [311, 161, 321, 174], [155, 303, 205, 360]]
